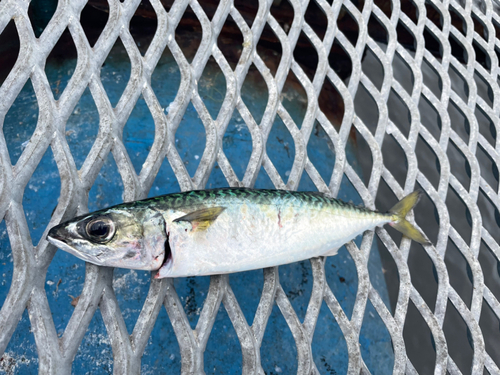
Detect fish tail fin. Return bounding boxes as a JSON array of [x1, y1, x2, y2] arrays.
[[388, 191, 431, 245]]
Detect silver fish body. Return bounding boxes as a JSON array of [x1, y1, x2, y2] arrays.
[[47, 188, 428, 278]]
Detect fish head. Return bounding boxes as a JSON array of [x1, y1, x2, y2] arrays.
[[47, 206, 168, 270]]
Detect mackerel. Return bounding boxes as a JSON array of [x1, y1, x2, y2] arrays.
[[47, 188, 429, 278]]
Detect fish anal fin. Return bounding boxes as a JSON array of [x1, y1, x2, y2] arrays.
[[174, 207, 226, 232], [322, 247, 340, 257]]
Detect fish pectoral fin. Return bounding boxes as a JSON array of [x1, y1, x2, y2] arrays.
[[173, 207, 226, 231]]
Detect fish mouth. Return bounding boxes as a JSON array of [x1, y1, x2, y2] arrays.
[[46, 235, 98, 264]]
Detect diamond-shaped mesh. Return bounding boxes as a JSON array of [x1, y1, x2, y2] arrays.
[[1, 0, 500, 373]]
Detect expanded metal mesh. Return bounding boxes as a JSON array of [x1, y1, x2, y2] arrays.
[[1, 0, 500, 373]]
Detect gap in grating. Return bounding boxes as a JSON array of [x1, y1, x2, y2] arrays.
[[422, 58, 442, 99], [442, 299, 474, 374], [361, 47, 384, 91], [22, 146, 60, 246], [449, 64, 469, 103], [80, 1, 109, 48], [381, 133, 408, 188], [368, 14, 388, 50], [392, 51, 414, 97], [325, 246, 358, 321], [0, 20, 20, 87], [449, 6, 467, 36], [418, 95, 442, 140], [66, 87, 100, 170], [423, 27, 443, 60], [175, 5, 203, 64], [1, 309, 38, 372], [129, 0, 158, 56], [359, 300, 395, 374], [446, 185, 473, 245], [266, 115, 296, 183], [373, 0, 392, 18], [233, 0, 258, 28], [297, 169, 318, 191], [387, 89, 411, 138], [338, 6, 359, 46], [318, 76, 345, 127], [198, 0, 220, 21], [307, 122, 336, 185], [304, 0, 328, 40], [494, 18, 500, 38], [28, 0, 57, 38], [141, 305, 181, 373], [396, 20, 416, 53], [403, 300, 437, 375], [472, 12, 488, 40], [368, 236, 393, 313], [198, 56, 227, 120], [374, 229, 400, 315], [415, 135, 441, 192], [446, 140, 471, 191], [148, 156, 181, 197], [477, 190, 500, 247], [45, 253, 86, 338], [270, 0, 294, 35], [449, 33, 468, 64], [173, 276, 211, 329], [204, 303, 243, 374], [311, 301, 349, 375], [257, 23, 282, 77], [328, 39, 353, 84], [473, 39, 491, 71], [150, 46, 181, 112], [260, 303, 298, 374], [0, 219, 12, 310], [281, 70, 308, 129], [113, 269, 151, 335], [478, 240, 500, 303], [254, 166, 276, 189], [401, 0, 418, 24], [479, 299, 500, 369], [222, 111, 253, 182], [408, 242, 439, 311], [4, 79, 38, 166], [352, 125, 374, 186], [228, 269, 263, 325], [45, 27, 78, 100], [444, 239, 473, 309], [100, 37, 131, 108], [217, 14, 244, 71], [174, 102, 206, 178], [240, 64, 268, 124], [474, 71, 494, 107], [351, 0, 365, 12], [475, 105, 497, 148], [279, 260, 313, 323], [415, 181, 440, 245], [425, 2, 443, 31], [354, 83, 379, 134], [206, 161, 229, 188], [123, 95, 155, 174], [448, 101, 470, 144], [88, 153, 124, 212], [73, 310, 113, 373]]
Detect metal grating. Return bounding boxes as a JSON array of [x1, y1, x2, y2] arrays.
[[1, 0, 500, 373]]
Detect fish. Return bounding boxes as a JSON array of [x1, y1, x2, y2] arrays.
[[46, 188, 429, 278]]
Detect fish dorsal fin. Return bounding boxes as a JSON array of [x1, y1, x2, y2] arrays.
[[173, 207, 226, 231]]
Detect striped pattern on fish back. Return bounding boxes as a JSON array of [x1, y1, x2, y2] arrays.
[[130, 188, 378, 215]]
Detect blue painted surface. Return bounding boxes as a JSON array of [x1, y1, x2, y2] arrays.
[[0, 43, 394, 374]]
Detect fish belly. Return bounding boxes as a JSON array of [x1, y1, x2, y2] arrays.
[[163, 202, 387, 277]]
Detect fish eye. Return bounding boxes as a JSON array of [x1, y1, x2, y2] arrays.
[[86, 217, 115, 242]]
